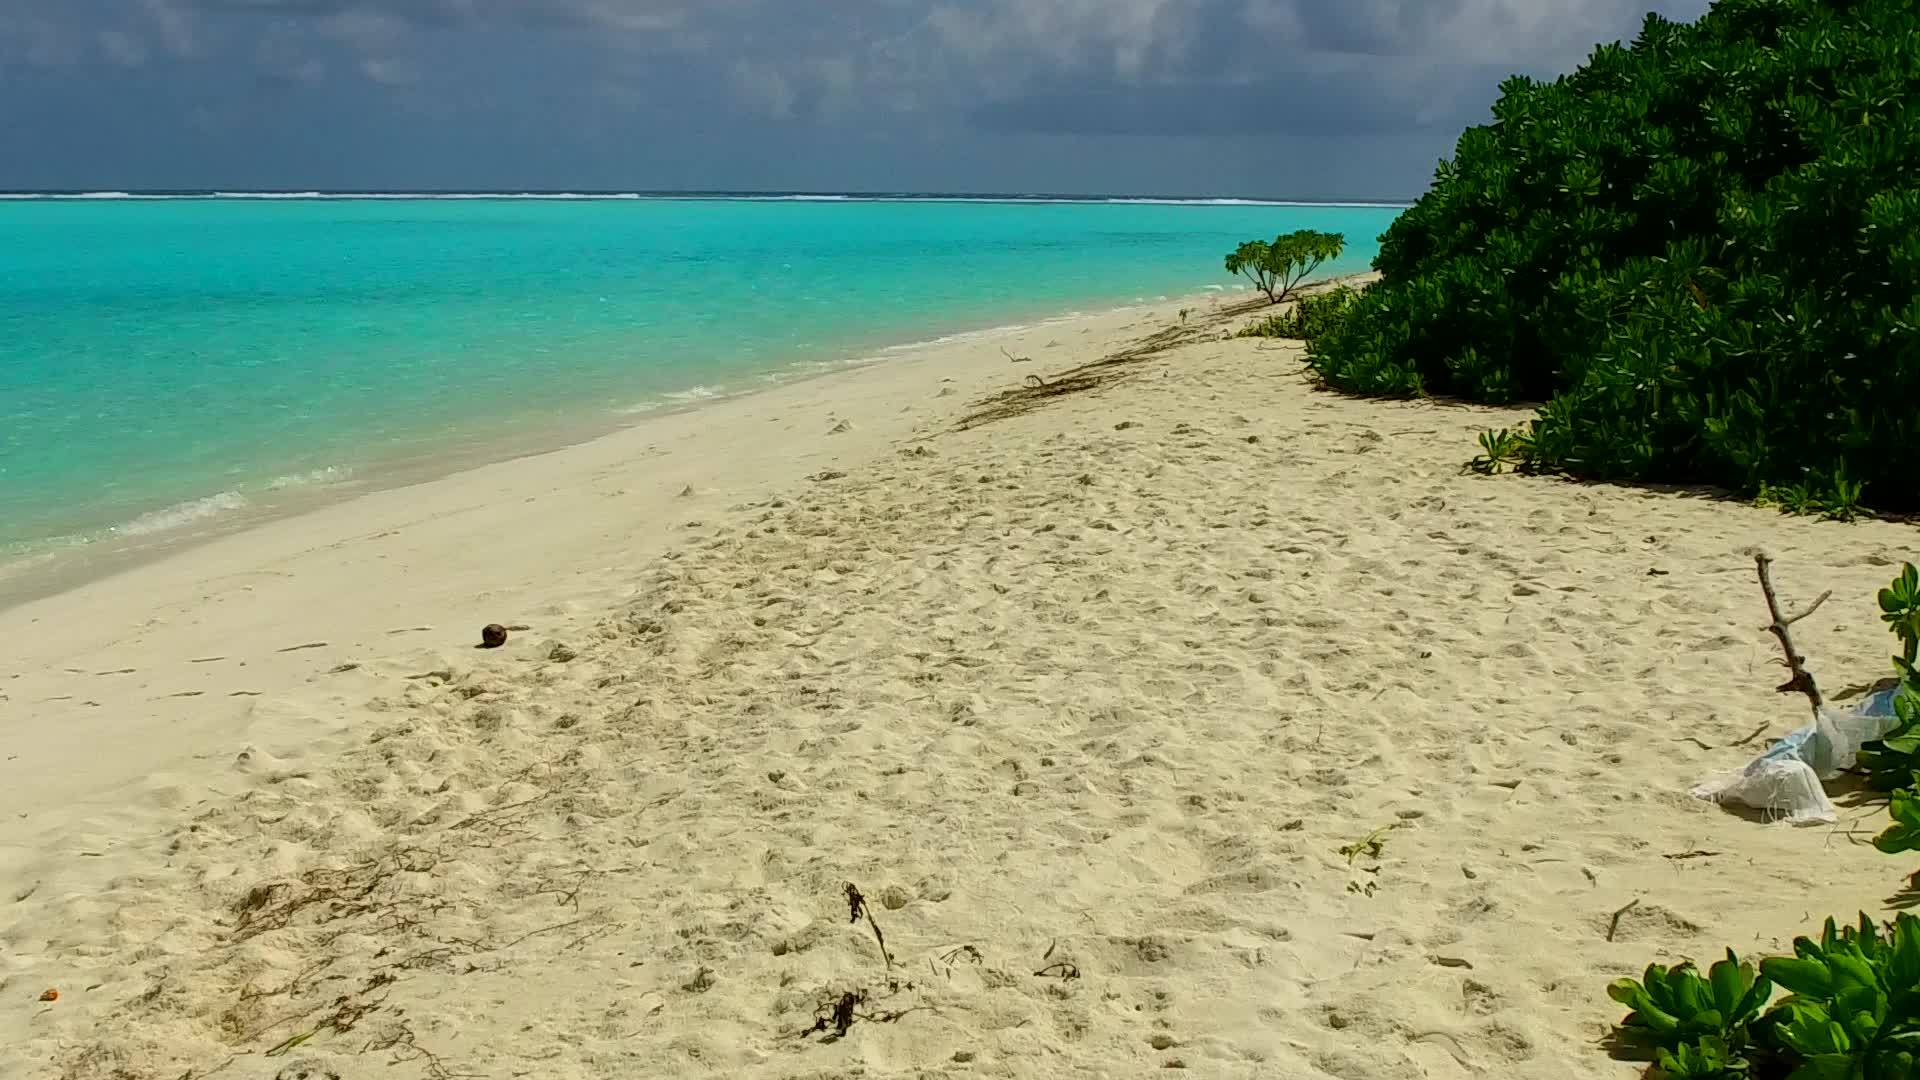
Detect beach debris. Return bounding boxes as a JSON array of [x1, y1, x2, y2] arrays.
[[546, 641, 577, 663], [828, 419, 854, 434], [678, 484, 695, 497], [1340, 823, 1400, 898], [957, 310, 1232, 430], [1606, 898, 1642, 942], [1755, 551, 1831, 709], [809, 470, 847, 482], [682, 966, 717, 994], [273, 1061, 342, 1080], [795, 884, 922, 1043], [1692, 552, 1897, 824], [475, 622, 529, 649], [1000, 347, 1033, 363], [38, 988, 57, 1002], [275, 642, 329, 654], [846, 883, 893, 969], [810, 990, 864, 1039]]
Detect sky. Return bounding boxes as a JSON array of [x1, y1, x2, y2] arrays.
[[0, 0, 1713, 199]]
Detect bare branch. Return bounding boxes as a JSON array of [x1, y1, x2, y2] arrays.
[[1754, 551, 1825, 712]]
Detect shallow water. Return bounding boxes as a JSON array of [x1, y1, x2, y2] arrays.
[[0, 195, 1401, 557]]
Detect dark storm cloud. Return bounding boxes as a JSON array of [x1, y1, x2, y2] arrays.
[[970, 77, 1474, 137], [0, 0, 1712, 196]]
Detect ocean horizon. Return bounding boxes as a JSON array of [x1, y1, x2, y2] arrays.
[[0, 194, 1402, 586], [0, 190, 1412, 207]]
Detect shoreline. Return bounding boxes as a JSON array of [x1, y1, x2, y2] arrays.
[[0, 287, 1248, 829], [0, 282, 1250, 613]]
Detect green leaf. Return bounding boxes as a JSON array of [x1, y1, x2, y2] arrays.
[[1763, 957, 1835, 999], [1610, 977, 1653, 1008], [1710, 955, 1745, 1017]]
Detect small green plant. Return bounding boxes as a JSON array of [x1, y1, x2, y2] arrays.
[[1874, 786, 1920, 855], [1655, 1036, 1749, 1078], [1338, 824, 1395, 863], [1755, 483, 1827, 518], [1468, 427, 1534, 475], [1851, 566, 1920, 798], [1757, 472, 1872, 522], [1608, 916, 1920, 1078], [1762, 913, 1920, 1077], [1825, 470, 1868, 523], [1608, 951, 1774, 1074], [1225, 231, 1345, 305], [1338, 823, 1398, 897], [1882, 564, 1920, 668], [1237, 286, 1360, 342]]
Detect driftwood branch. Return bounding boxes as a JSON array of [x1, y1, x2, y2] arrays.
[[1754, 551, 1829, 712], [846, 883, 893, 971]]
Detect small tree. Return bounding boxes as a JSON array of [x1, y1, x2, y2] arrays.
[[1224, 230, 1345, 304]]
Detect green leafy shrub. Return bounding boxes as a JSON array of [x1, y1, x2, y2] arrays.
[[1850, 564, 1920, 802], [1883, 565, 1920, 669], [1225, 231, 1345, 305], [1468, 428, 1535, 475], [1609, 952, 1774, 1074], [1237, 285, 1360, 341], [1307, 0, 1920, 511], [1610, 915, 1920, 1078], [1763, 914, 1920, 1077]]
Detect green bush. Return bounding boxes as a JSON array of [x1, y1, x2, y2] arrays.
[[1307, 0, 1920, 511], [1238, 285, 1360, 341], [1225, 230, 1345, 305], [1611, 914, 1920, 1078], [1854, 563, 1920, 812]]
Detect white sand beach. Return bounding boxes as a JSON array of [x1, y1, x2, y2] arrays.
[[4, 290, 1916, 1079]]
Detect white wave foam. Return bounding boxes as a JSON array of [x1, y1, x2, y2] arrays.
[[266, 466, 352, 490], [662, 385, 725, 403], [114, 491, 249, 537]]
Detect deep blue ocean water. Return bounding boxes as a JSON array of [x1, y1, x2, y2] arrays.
[[0, 195, 1401, 563]]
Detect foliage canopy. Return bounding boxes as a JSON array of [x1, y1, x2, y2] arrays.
[[1306, 0, 1920, 510], [1224, 230, 1345, 304]]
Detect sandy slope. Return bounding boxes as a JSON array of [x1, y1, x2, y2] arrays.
[[5, 292, 1918, 1080]]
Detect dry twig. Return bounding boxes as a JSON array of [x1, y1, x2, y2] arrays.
[[1754, 551, 1830, 712]]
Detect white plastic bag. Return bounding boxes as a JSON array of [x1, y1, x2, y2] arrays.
[[1691, 694, 1902, 826]]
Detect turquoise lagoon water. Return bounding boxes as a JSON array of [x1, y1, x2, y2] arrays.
[[0, 195, 1402, 566]]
